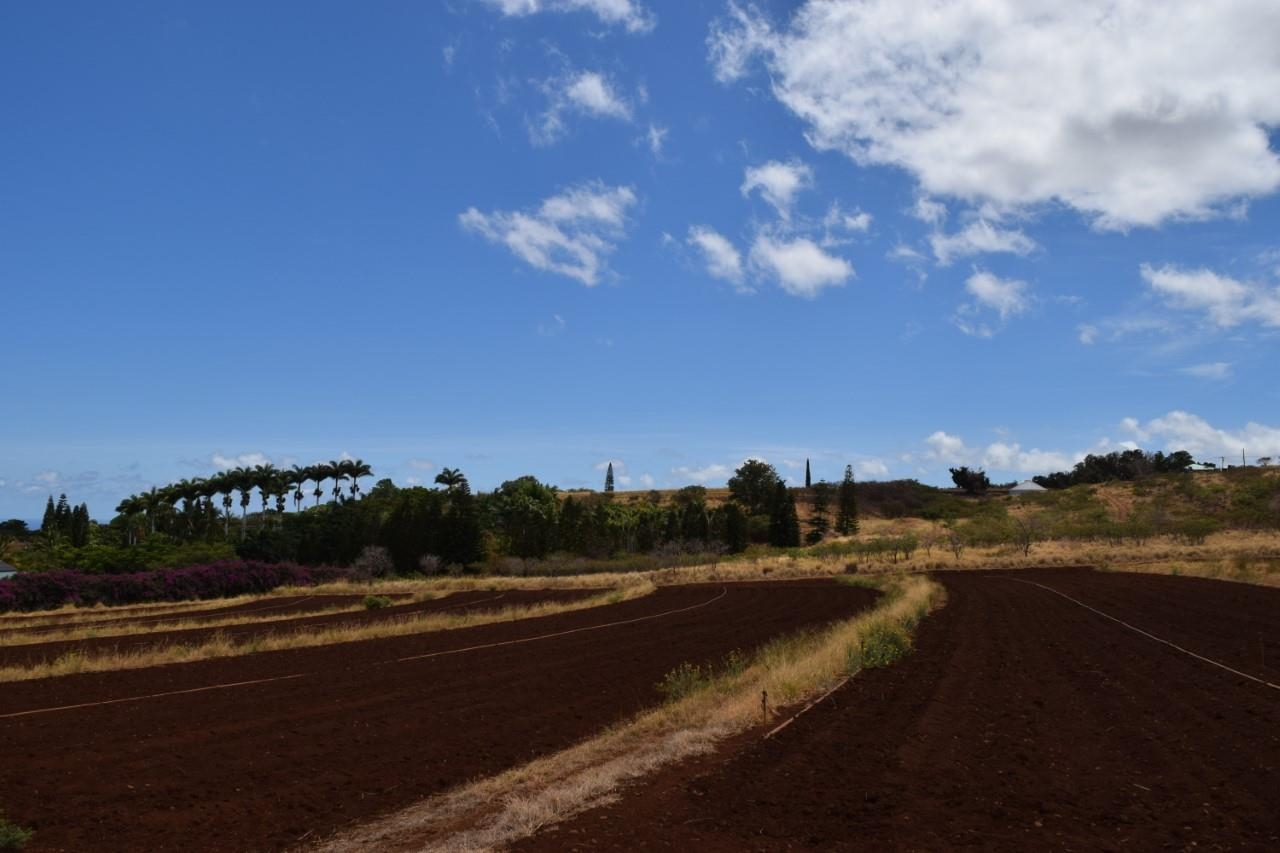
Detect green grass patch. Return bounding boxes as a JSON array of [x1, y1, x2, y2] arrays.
[[0, 812, 33, 851], [362, 595, 394, 610]]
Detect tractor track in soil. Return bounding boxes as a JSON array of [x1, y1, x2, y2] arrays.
[[516, 568, 1280, 852], [0, 579, 878, 852]]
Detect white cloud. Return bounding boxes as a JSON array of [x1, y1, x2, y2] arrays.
[[460, 182, 636, 286], [1141, 263, 1280, 328], [822, 202, 872, 235], [639, 473, 655, 488], [687, 225, 746, 288], [741, 160, 813, 220], [646, 123, 668, 157], [709, 1, 1280, 229], [537, 314, 567, 336], [35, 471, 60, 485], [1077, 324, 1099, 345], [211, 452, 270, 470], [672, 463, 732, 484], [1180, 361, 1233, 380], [479, 0, 655, 33], [407, 459, 436, 471], [924, 431, 971, 465], [532, 71, 634, 144], [965, 271, 1029, 320], [954, 271, 1029, 337], [854, 459, 890, 479], [912, 197, 947, 225], [749, 234, 852, 298], [1133, 411, 1280, 460], [929, 220, 1037, 266], [981, 442, 1072, 474]]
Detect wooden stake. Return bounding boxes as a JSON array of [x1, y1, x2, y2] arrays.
[[761, 690, 768, 723]]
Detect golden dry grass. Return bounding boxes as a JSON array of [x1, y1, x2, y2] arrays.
[[0, 583, 655, 684], [314, 572, 943, 852]]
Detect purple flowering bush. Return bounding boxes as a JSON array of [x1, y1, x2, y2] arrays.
[[0, 560, 352, 613]]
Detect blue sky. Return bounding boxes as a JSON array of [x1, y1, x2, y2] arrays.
[[4, 0, 1280, 521]]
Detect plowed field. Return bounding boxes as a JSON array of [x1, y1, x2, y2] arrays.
[[0, 579, 877, 852], [518, 569, 1280, 851], [0, 588, 597, 668]]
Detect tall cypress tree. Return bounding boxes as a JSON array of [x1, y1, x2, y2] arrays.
[[805, 459, 812, 489], [604, 462, 615, 493], [768, 482, 801, 547], [835, 465, 859, 535], [41, 496, 57, 536]]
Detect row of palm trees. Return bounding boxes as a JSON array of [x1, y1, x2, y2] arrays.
[[114, 458, 373, 542]]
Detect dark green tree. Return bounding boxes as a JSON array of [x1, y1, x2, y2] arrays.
[[805, 481, 831, 545], [835, 464, 859, 535], [949, 466, 991, 495], [604, 462, 615, 494], [486, 475, 561, 558], [727, 459, 783, 516], [805, 459, 812, 489], [722, 502, 748, 553], [768, 482, 801, 547], [41, 496, 56, 538]]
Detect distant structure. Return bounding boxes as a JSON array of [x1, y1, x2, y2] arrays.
[[1009, 480, 1047, 496], [0, 560, 17, 579], [1188, 463, 1217, 472]]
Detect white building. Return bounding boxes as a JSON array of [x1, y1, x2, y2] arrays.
[[1009, 479, 1047, 496]]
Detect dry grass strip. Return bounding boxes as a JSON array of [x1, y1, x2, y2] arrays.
[[310, 572, 943, 853], [0, 584, 655, 684]]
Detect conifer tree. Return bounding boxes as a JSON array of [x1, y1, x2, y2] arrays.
[[604, 462, 615, 493], [41, 496, 56, 537], [768, 482, 801, 547], [806, 481, 831, 545], [835, 465, 860, 535], [805, 459, 812, 489]]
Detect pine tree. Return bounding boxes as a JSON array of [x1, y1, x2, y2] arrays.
[[604, 462, 615, 493], [835, 465, 859, 535], [55, 494, 72, 539], [806, 481, 831, 545], [768, 482, 801, 547], [805, 459, 812, 489], [41, 496, 56, 537]]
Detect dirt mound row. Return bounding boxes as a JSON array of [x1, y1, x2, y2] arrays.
[[517, 568, 1280, 851], [0, 579, 878, 852], [0, 588, 599, 668]]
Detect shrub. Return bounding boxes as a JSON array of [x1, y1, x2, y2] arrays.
[[655, 661, 709, 702], [418, 554, 443, 576], [351, 546, 395, 581], [362, 595, 393, 610], [0, 812, 33, 850], [860, 622, 912, 668]]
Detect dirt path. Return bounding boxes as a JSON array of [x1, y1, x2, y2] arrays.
[[0, 580, 876, 852], [517, 569, 1280, 851], [0, 589, 598, 668]]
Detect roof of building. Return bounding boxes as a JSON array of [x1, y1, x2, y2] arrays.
[[0, 560, 17, 575], [1009, 479, 1047, 493]]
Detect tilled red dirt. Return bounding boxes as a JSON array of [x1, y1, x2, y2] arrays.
[[0, 588, 598, 668], [517, 568, 1280, 852], [0, 579, 877, 852], [0, 593, 395, 637]]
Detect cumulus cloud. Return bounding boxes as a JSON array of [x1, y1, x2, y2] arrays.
[[672, 463, 732, 484], [854, 458, 890, 479], [741, 160, 813, 220], [1129, 411, 1280, 459], [460, 182, 637, 285], [687, 226, 746, 288], [923, 430, 1072, 475], [479, 0, 655, 33], [532, 71, 634, 144], [407, 459, 436, 471], [211, 452, 271, 470], [749, 234, 852, 298], [709, 0, 1280, 228], [1141, 263, 1280, 328], [929, 220, 1037, 266], [822, 202, 872, 236], [912, 197, 947, 225], [953, 271, 1029, 336], [645, 124, 668, 157]]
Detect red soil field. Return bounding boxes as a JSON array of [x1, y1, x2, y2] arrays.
[[0, 579, 877, 852], [0, 588, 598, 668], [517, 568, 1280, 851]]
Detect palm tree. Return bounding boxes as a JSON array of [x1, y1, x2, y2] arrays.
[[309, 463, 329, 507], [435, 468, 465, 492], [289, 465, 307, 512], [229, 466, 255, 539], [208, 472, 234, 538], [329, 460, 348, 504], [254, 464, 280, 529], [347, 459, 373, 500], [114, 495, 146, 546]]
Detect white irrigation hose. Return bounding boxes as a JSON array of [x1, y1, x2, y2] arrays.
[[1, 588, 731, 719], [1005, 577, 1280, 693]]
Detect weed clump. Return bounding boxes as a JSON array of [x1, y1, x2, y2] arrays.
[[655, 661, 708, 702], [362, 595, 394, 610], [0, 812, 34, 850], [858, 622, 913, 669]]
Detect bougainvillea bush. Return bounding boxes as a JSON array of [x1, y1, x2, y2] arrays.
[[0, 560, 352, 613]]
